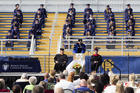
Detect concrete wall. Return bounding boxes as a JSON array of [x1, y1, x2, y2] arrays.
[[0, 0, 140, 12]]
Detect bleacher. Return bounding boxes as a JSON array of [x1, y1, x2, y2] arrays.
[[73, 12, 140, 36], [0, 12, 55, 54]]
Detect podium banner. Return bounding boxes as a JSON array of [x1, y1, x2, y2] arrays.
[[85, 56, 140, 74], [68, 56, 140, 74]]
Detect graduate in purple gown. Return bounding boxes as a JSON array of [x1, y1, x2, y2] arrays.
[[34, 10, 45, 27], [11, 26, 20, 39], [104, 5, 111, 21], [63, 27, 72, 39], [14, 10, 23, 26], [107, 20, 116, 33], [38, 4, 47, 18], [84, 24, 95, 36], [68, 3, 76, 17], [126, 19, 135, 31], [127, 25, 135, 36], [84, 4, 93, 15], [108, 26, 116, 36], [5, 31, 14, 49], [104, 8, 114, 21], [67, 10, 75, 24], [14, 4, 23, 17], [83, 10, 90, 24], [88, 15, 96, 30], [32, 19, 42, 35], [125, 4, 133, 23]]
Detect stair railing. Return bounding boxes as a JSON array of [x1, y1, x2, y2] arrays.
[[29, 35, 35, 55], [105, 59, 122, 80]]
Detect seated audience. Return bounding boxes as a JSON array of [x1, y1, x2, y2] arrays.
[[12, 85, 22, 93], [103, 76, 119, 93], [125, 73, 137, 88], [73, 72, 89, 87], [13, 73, 29, 91], [67, 72, 75, 82], [0, 79, 10, 92], [54, 73, 74, 92], [49, 70, 57, 84], [55, 88, 64, 93], [32, 85, 44, 93], [124, 87, 134, 93], [116, 81, 124, 93], [73, 79, 93, 93], [23, 76, 37, 93], [43, 73, 50, 83]]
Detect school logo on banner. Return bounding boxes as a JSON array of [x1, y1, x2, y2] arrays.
[[2, 63, 9, 71], [102, 59, 114, 71]]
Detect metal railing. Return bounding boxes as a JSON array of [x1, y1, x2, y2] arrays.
[[0, 35, 35, 55], [1, 0, 140, 12], [61, 36, 140, 55]]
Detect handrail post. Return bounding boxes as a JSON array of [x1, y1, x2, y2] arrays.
[[91, 36, 94, 54], [57, 35, 62, 53], [121, 38, 124, 56], [29, 35, 35, 55], [44, 55, 46, 73], [1, 40, 3, 55], [48, 38, 51, 73], [68, 37, 70, 51]]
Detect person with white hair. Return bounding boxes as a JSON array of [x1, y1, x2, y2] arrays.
[[13, 73, 29, 91], [54, 73, 74, 92], [23, 76, 37, 93]]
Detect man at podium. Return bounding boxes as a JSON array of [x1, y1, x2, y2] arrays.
[[73, 39, 86, 53]]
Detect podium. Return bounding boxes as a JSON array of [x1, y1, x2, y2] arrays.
[[66, 53, 85, 74]]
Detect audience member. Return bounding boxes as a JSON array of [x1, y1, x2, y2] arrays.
[[43, 73, 50, 83], [23, 76, 37, 93], [67, 72, 75, 82], [54, 73, 74, 92], [73, 79, 92, 93], [32, 85, 44, 93], [124, 87, 134, 93], [12, 85, 22, 93], [13, 73, 29, 91], [0, 79, 10, 92], [116, 81, 124, 93]]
